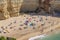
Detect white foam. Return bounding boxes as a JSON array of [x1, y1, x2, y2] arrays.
[[29, 34, 46, 40]]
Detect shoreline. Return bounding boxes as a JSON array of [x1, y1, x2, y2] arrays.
[[28, 34, 46, 40]]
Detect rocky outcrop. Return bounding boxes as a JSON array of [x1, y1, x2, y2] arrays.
[[0, 0, 39, 20], [0, 0, 60, 20], [19, 0, 39, 12]]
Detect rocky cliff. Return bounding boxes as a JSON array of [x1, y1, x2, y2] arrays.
[[0, 0, 39, 20], [0, 0, 60, 20]]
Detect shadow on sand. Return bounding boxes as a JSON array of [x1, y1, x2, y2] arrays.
[[19, 9, 60, 18], [19, 0, 60, 18]]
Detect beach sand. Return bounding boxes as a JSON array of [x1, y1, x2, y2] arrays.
[[0, 14, 60, 40]]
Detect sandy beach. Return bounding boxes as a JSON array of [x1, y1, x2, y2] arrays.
[[0, 14, 60, 40], [17, 21, 60, 40]]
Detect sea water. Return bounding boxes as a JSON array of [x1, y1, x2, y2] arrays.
[[35, 33, 60, 40]]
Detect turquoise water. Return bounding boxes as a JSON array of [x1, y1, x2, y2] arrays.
[[35, 33, 60, 40]]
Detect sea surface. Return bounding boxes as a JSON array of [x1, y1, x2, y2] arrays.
[[35, 33, 60, 40]]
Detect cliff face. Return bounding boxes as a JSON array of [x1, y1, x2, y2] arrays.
[[50, 0, 60, 9], [0, 0, 60, 20], [9, 0, 39, 12], [18, 0, 39, 11], [0, 0, 39, 20]]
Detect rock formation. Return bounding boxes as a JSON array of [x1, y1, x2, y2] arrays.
[[0, 0, 60, 20]]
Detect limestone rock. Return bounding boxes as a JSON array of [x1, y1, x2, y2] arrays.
[[0, 0, 60, 20]]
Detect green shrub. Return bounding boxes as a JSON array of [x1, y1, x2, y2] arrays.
[[7, 37, 16, 40], [0, 36, 6, 40], [0, 36, 16, 40]]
